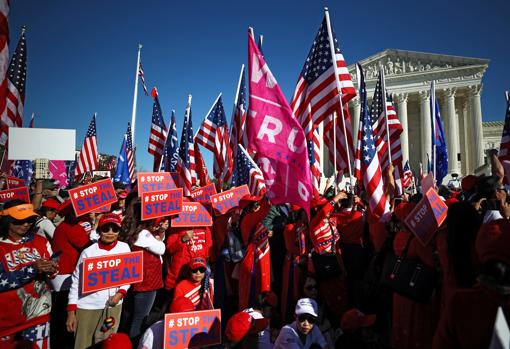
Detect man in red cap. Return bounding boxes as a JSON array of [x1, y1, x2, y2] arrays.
[[35, 198, 60, 240]]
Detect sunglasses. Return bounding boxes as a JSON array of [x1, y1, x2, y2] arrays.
[[99, 225, 120, 233], [12, 218, 36, 226], [191, 267, 206, 274], [297, 314, 317, 324], [305, 285, 318, 291]]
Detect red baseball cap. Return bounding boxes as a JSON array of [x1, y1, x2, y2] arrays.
[[101, 333, 131, 349], [169, 296, 195, 313], [239, 194, 263, 209], [98, 213, 122, 228], [225, 311, 269, 343], [394, 202, 416, 222], [189, 257, 207, 270], [41, 198, 61, 211], [341, 308, 376, 332]]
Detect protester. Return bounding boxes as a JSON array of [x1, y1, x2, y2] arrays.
[[225, 310, 270, 348], [274, 298, 327, 349], [174, 257, 214, 310], [0, 200, 57, 348], [66, 213, 131, 349], [35, 197, 60, 240]]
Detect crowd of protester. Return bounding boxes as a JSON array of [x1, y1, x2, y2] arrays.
[[0, 150, 509, 349]]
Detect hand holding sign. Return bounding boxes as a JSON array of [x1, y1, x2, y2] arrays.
[[210, 185, 249, 215]]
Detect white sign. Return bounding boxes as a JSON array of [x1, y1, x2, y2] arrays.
[[93, 171, 111, 178], [8, 128, 76, 160]]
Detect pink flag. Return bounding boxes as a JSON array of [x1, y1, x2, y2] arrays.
[[49, 160, 68, 189], [246, 29, 312, 216]]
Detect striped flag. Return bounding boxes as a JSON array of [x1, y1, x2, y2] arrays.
[[125, 123, 135, 182], [323, 105, 354, 174], [138, 61, 148, 96], [160, 110, 178, 172], [291, 13, 356, 175], [499, 97, 510, 161], [148, 87, 167, 171], [0, 1, 8, 136], [229, 65, 248, 151], [354, 65, 389, 221], [176, 96, 195, 195], [196, 94, 232, 189], [0, 27, 25, 147], [75, 114, 98, 177], [307, 128, 322, 191], [402, 160, 414, 189], [194, 141, 211, 186], [232, 144, 266, 197]]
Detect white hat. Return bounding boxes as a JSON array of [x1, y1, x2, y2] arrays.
[[295, 298, 318, 317]]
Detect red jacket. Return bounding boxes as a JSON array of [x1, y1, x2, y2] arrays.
[[51, 221, 91, 274], [174, 278, 214, 310], [309, 202, 339, 254], [164, 226, 212, 290], [335, 209, 365, 245], [132, 246, 163, 292]]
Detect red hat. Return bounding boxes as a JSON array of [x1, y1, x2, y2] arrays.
[[445, 197, 459, 207], [189, 257, 207, 270], [476, 219, 510, 266], [225, 311, 269, 343], [169, 296, 195, 313], [41, 198, 61, 210], [117, 190, 128, 199], [341, 308, 376, 332], [98, 213, 122, 228], [394, 202, 416, 222], [239, 194, 263, 209], [461, 175, 478, 192], [101, 333, 132, 349], [58, 199, 73, 215]]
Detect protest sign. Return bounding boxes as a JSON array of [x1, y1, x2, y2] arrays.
[[164, 309, 221, 349], [404, 188, 448, 246], [6, 176, 24, 189], [421, 172, 434, 194], [172, 202, 212, 227], [69, 179, 117, 216], [210, 185, 249, 215], [190, 184, 217, 203], [141, 189, 183, 221], [137, 172, 177, 196], [81, 251, 143, 293], [502, 160, 510, 186], [8, 128, 76, 160], [0, 187, 30, 203]]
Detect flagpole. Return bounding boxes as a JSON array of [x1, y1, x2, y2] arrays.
[[379, 66, 392, 162], [195, 93, 222, 139], [324, 7, 353, 190], [505, 91, 509, 102], [231, 65, 244, 122], [430, 81, 437, 181], [130, 44, 142, 146]]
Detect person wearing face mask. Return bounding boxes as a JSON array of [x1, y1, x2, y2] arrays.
[[66, 213, 131, 349], [274, 298, 327, 349]]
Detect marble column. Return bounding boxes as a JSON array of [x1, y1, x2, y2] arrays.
[[468, 85, 484, 170], [457, 100, 468, 176], [419, 90, 431, 168], [394, 92, 409, 163], [444, 88, 460, 174], [351, 97, 361, 145], [462, 99, 474, 174]]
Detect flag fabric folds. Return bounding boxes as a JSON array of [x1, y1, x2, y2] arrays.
[[114, 134, 130, 185], [125, 122, 136, 182], [498, 97, 510, 161], [160, 110, 179, 172], [176, 96, 195, 195], [0, 1, 9, 144], [431, 83, 448, 185], [148, 87, 168, 171], [232, 144, 267, 197], [229, 65, 248, 152], [75, 114, 98, 177], [138, 61, 149, 96], [307, 128, 322, 191], [354, 65, 389, 222], [196, 95, 233, 189], [402, 160, 414, 189], [247, 29, 312, 215], [194, 141, 211, 186]]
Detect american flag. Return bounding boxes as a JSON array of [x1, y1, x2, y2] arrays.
[[402, 160, 414, 189], [176, 96, 195, 195], [194, 141, 211, 186], [291, 14, 356, 174], [75, 114, 98, 177], [354, 64, 389, 221], [0, 28, 26, 146], [160, 110, 178, 172], [232, 144, 266, 197], [499, 97, 510, 161], [125, 123, 135, 182], [229, 65, 248, 152], [138, 61, 148, 96], [323, 105, 354, 174], [196, 94, 232, 188], [148, 87, 168, 171], [307, 128, 322, 190]]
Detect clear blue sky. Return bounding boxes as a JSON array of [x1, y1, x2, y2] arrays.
[[10, 0, 510, 171]]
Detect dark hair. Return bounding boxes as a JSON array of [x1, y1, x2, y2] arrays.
[[480, 260, 510, 288], [120, 194, 151, 246], [0, 200, 31, 238], [340, 193, 355, 209], [446, 202, 481, 287]]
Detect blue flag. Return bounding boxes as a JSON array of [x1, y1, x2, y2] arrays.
[[114, 135, 130, 184], [431, 92, 448, 185]]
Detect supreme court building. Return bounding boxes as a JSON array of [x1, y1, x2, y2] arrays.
[[323, 49, 490, 179]]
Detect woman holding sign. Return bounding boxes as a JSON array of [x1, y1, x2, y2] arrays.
[[66, 213, 131, 349]]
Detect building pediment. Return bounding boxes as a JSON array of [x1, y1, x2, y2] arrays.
[[348, 49, 489, 84]]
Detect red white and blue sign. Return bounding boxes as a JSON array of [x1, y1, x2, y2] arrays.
[[81, 251, 143, 293], [69, 179, 117, 216], [137, 172, 178, 196], [163, 309, 221, 349], [0, 186, 30, 203], [210, 185, 249, 215], [6, 176, 24, 189], [190, 184, 217, 203], [141, 188, 183, 221], [404, 188, 448, 246], [172, 202, 212, 227]]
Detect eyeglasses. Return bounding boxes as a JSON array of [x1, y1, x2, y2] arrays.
[[305, 285, 318, 291], [191, 267, 206, 274], [12, 218, 36, 226], [297, 314, 317, 324], [99, 225, 120, 233]]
